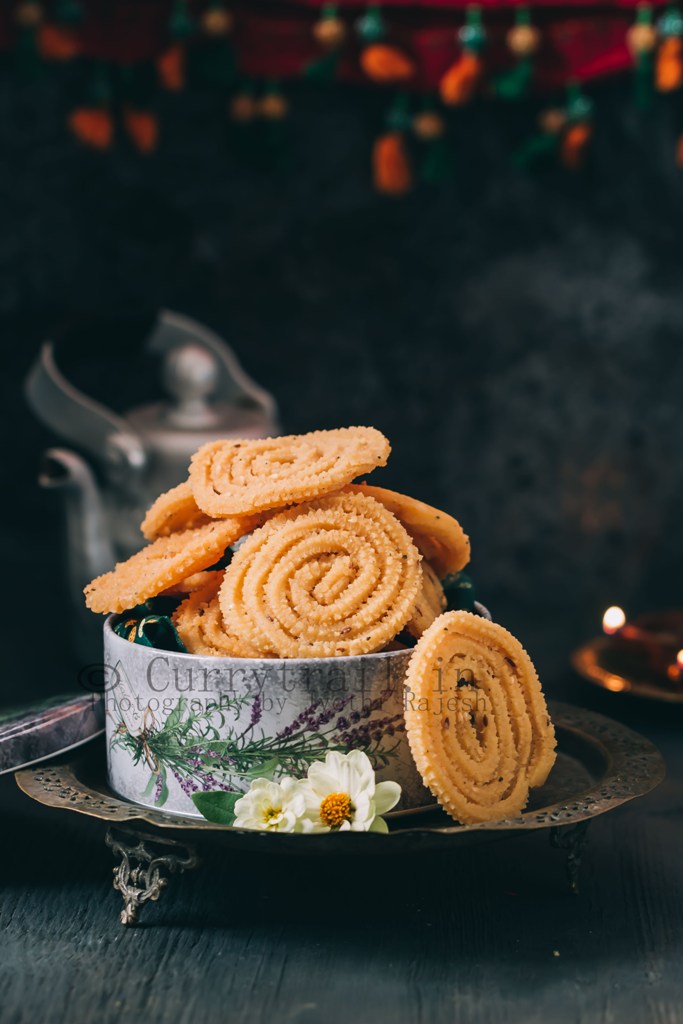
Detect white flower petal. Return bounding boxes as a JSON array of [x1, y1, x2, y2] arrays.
[[373, 781, 401, 815]]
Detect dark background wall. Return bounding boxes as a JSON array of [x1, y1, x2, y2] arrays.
[[2, 67, 683, 698]]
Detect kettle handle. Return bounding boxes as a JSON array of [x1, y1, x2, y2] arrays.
[[25, 342, 147, 485], [146, 310, 278, 427]]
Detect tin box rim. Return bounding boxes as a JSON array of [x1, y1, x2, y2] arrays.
[[104, 614, 412, 666]]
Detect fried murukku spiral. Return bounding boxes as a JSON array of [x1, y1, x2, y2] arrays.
[[218, 492, 422, 658], [406, 561, 447, 638], [346, 484, 470, 577], [189, 426, 391, 517], [172, 574, 266, 658], [404, 611, 556, 824], [141, 480, 261, 542], [161, 570, 223, 598], [141, 481, 212, 540], [84, 520, 248, 614]]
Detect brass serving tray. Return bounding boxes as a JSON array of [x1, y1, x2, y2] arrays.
[[15, 701, 664, 924], [16, 701, 664, 851]]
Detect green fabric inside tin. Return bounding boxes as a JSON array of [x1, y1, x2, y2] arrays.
[[442, 571, 477, 613], [114, 597, 187, 653]]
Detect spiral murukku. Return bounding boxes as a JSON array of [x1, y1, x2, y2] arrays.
[[404, 611, 556, 824], [406, 561, 447, 638], [84, 520, 248, 614], [218, 492, 422, 658], [141, 480, 261, 542], [141, 481, 212, 540], [172, 574, 266, 658], [346, 484, 470, 577], [189, 426, 391, 517], [161, 570, 223, 598]]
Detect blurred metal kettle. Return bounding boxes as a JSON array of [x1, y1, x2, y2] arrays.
[[25, 310, 279, 658]]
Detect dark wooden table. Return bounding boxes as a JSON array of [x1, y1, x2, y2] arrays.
[[1, 622, 681, 1024]]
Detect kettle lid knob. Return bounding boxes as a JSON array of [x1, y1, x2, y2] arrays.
[[163, 343, 223, 430]]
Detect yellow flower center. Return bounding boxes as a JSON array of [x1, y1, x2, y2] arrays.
[[262, 805, 281, 824], [319, 792, 353, 828]]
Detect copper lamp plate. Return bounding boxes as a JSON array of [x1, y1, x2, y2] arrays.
[[572, 637, 683, 704]]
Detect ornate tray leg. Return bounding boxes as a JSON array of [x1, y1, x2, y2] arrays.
[[549, 820, 591, 894], [105, 826, 200, 926]]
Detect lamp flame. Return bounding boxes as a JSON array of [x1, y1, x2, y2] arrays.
[[603, 606, 626, 635], [677, 650, 683, 671]]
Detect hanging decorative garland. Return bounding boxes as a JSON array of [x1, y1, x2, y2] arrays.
[[3, 0, 683, 192]]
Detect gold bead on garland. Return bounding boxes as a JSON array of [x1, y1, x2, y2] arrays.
[[313, 4, 347, 50], [201, 3, 233, 38], [494, 7, 539, 100], [628, 3, 657, 109]]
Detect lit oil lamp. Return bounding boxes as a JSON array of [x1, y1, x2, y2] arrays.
[[573, 607, 683, 700], [667, 649, 683, 683]]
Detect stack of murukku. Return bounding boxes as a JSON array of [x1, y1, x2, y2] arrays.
[[85, 424, 556, 823], [84, 425, 470, 658]]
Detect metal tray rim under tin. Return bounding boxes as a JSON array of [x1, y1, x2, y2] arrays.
[[16, 701, 664, 839]]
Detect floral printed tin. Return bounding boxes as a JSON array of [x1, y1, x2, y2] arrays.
[[103, 617, 431, 817]]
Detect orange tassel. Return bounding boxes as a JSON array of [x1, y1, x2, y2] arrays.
[[373, 131, 412, 196], [439, 51, 482, 106], [68, 108, 114, 151], [560, 121, 592, 170], [38, 24, 81, 60], [157, 44, 185, 91], [656, 36, 683, 92], [124, 109, 159, 154], [360, 44, 416, 83]]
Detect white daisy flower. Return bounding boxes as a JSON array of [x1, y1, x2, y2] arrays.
[[233, 777, 305, 833], [299, 750, 401, 834]]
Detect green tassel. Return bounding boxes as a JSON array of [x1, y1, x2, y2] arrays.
[[629, 4, 655, 110], [512, 132, 559, 169], [87, 63, 113, 106], [356, 4, 385, 43], [565, 81, 593, 122], [303, 50, 342, 82], [321, 3, 340, 19], [386, 93, 412, 132], [56, 0, 83, 24], [634, 52, 654, 109], [420, 137, 455, 185], [494, 59, 533, 100], [169, 0, 194, 40]]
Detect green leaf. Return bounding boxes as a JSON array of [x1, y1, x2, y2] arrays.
[[191, 790, 240, 825], [155, 765, 169, 807], [242, 757, 280, 780], [142, 773, 158, 798], [163, 697, 187, 733]]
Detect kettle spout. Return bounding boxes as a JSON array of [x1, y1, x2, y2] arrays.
[[40, 448, 116, 602]]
